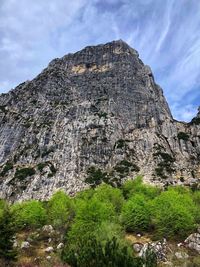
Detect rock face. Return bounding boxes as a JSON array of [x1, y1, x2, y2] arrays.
[[0, 40, 199, 201]]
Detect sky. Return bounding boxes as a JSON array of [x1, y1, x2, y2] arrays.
[[0, 0, 199, 122]]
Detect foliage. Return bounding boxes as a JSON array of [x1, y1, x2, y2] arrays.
[[154, 151, 175, 178], [177, 132, 190, 141], [74, 188, 95, 201], [62, 236, 143, 267], [142, 245, 157, 267], [14, 167, 35, 180], [11, 200, 47, 229], [94, 184, 124, 213], [190, 117, 200, 125], [122, 176, 160, 199], [68, 197, 115, 246], [150, 189, 197, 238], [121, 194, 151, 232], [0, 161, 13, 176], [74, 197, 115, 226], [47, 190, 75, 229], [0, 205, 17, 263], [85, 166, 108, 188], [37, 162, 48, 172], [114, 160, 140, 177]]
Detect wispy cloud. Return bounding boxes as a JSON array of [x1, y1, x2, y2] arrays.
[[0, 0, 199, 121]]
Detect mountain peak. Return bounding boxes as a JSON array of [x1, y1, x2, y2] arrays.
[[0, 41, 199, 201]]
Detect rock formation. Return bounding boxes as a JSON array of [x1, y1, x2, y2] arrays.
[[0, 40, 199, 201]]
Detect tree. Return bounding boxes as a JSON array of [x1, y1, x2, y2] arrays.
[[47, 190, 75, 229], [0, 204, 17, 265]]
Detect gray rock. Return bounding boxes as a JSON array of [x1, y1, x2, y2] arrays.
[[21, 241, 30, 249], [13, 240, 18, 248], [139, 239, 168, 261], [133, 243, 143, 253], [185, 233, 200, 253], [42, 225, 54, 233], [57, 242, 64, 249], [175, 251, 189, 259], [0, 40, 199, 201], [45, 246, 54, 253]]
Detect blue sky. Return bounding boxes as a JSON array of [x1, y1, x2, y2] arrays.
[[0, 0, 199, 121]]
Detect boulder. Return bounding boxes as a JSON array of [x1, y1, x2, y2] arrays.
[[139, 239, 168, 261], [185, 233, 200, 253]]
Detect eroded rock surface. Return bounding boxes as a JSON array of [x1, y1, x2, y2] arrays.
[[0, 40, 199, 201]]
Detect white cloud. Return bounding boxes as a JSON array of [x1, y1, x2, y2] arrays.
[[171, 103, 197, 122], [0, 0, 199, 121]]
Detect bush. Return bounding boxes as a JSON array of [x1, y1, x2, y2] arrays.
[[177, 132, 190, 141], [62, 236, 143, 267], [14, 167, 35, 180], [190, 117, 200, 125], [74, 188, 95, 201], [11, 200, 47, 229], [151, 189, 197, 238], [94, 184, 124, 213], [75, 197, 115, 226], [121, 194, 151, 232], [68, 197, 115, 245], [122, 177, 160, 199], [85, 166, 108, 188], [47, 190, 75, 229]]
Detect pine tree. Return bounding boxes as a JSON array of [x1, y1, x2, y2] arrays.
[[0, 205, 17, 266]]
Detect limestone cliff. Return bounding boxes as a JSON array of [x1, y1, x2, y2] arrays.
[[0, 40, 199, 201]]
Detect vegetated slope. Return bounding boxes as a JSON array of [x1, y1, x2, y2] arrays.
[[0, 40, 199, 201], [1, 179, 200, 267]]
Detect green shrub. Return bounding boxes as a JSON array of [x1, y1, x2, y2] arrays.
[[62, 235, 143, 267], [114, 139, 130, 149], [114, 160, 140, 177], [153, 149, 175, 178], [69, 197, 115, 244], [37, 162, 48, 172], [94, 184, 124, 213], [192, 190, 200, 206], [122, 177, 160, 199], [85, 166, 108, 188], [11, 200, 47, 229], [97, 112, 108, 119], [74, 188, 95, 201], [47, 191, 75, 229], [177, 132, 190, 141], [121, 194, 151, 232], [151, 189, 197, 238], [190, 117, 200, 125], [75, 197, 115, 225], [14, 167, 35, 180], [0, 162, 13, 176]]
